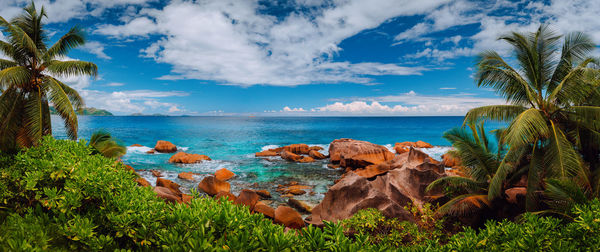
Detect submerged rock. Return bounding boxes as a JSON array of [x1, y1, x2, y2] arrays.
[[198, 176, 230, 196], [154, 140, 177, 153], [168, 152, 211, 164], [215, 168, 235, 181]]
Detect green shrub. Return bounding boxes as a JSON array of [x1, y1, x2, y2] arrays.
[[1, 137, 600, 251]]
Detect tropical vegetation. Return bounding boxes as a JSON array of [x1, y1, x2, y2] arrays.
[[0, 2, 97, 152], [1, 137, 599, 251], [88, 130, 126, 159], [462, 25, 600, 212]]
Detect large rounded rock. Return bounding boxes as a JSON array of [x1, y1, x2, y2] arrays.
[[254, 202, 275, 219], [154, 140, 177, 153], [307, 159, 445, 226], [283, 144, 310, 155], [198, 176, 230, 196], [234, 189, 260, 211], [154, 186, 181, 203], [329, 139, 394, 170], [169, 152, 211, 164], [156, 178, 182, 197], [274, 206, 305, 229], [215, 168, 235, 181]]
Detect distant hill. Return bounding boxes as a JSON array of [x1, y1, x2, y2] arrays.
[[50, 107, 113, 116]]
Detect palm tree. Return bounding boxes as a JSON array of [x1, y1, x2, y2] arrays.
[[0, 3, 97, 152], [426, 122, 503, 216], [89, 130, 127, 159], [464, 25, 600, 211]]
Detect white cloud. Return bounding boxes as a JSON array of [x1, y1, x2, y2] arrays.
[[94, 0, 447, 86], [0, 0, 158, 23], [276, 90, 505, 116], [78, 89, 189, 114], [399, 0, 600, 61], [79, 41, 111, 60], [439, 87, 456, 90]]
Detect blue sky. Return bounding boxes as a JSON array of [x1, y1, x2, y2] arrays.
[[1, 0, 599, 115]]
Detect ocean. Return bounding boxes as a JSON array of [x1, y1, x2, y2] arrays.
[[51, 116, 492, 208]]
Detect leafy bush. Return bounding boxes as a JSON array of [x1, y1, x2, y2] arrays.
[[1, 137, 600, 251]]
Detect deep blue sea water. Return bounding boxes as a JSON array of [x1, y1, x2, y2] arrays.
[[51, 116, 496, 208]]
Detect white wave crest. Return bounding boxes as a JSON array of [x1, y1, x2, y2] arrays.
[[127, 146, 153, 153], [261, 145, 280, 151], [418, 146, 453, 161]]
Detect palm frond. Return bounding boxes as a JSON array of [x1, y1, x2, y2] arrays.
[[504, 108, 549, 148], [43, 26, 85, 60], [464, 105, 526, 124], [0, 88, 24, 151], [544, 178, 588, 213], [549, 31, 596, 91], [545, 120, 582, 178], [44, 60, 98, 78], [526, 143, 545, 211], [475, 51, 536, 105], [0, 66, 31, 89], [443, 127, 498, 181], [426, 176, 487, 193], [488, 145, 527, 200], [89, 130, 127, 158], [44, 77, 78, 140], [22, 88, 44, 145], [0, 59, 17, 70], [436, 194, 491, 217]]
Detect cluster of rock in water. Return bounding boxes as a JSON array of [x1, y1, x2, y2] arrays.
[[126, 138, 462, 230]]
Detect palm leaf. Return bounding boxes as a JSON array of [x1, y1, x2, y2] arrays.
[[526, 143, 545, 211], [545, 120, 582, 178], [426, 176, 487, 193], [464, 105, 526, 125], [436, 194, 491, 217], [544, 178, 588, 213], [43, 26, 85, 61], [44, 77, 78, 140], [44, 60, 98, 78], [504, 108, 549, 148]]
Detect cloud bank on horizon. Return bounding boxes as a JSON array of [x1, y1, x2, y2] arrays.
[[1, 0, 599, 115]]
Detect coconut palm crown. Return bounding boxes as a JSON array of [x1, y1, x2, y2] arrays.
[[0, 3, 97, 151], [464, 25, 600, 210]]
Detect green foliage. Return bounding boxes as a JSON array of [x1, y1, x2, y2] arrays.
[[1, 138, 600, 251]]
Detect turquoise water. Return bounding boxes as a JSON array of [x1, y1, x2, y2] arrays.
[[51, 116, 483, 207]]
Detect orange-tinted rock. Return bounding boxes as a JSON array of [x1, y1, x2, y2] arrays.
[[198, 176, 230, 196], [505, 187, 527, 204], [234, 189, 260, 211], [178, 172, 194, 181], [255, 190, 271, 198], [154, 140, 177, 153], [298, 156, 315, 163], [254, 202, 275, 219], [288, 189, 306, 195], [146, 149, 156, 154], [274, 206, 305, 229], [415, 141, 433, 148], [124, 164, 135, 172], [156, 178, 182, 197], [215, 168, 235, 181], [154, 186, 181, 203], [151, 170, 163, 177], [353, 164, 393, 178], [308, 150, 326, 160], [394, 142, 411, 154], [215, 191, 237, 202], [182, 194, 193, 203], [329, 139, 394, 170], [280, 150, 302, 162], [136, 177, 151, 187], [255, 150, 279, 157], [130, 144, 144, 147], [309, 146, 324, 151], [441, 153, 461, 167], [168, 152, 211, 164], [288, 198, 312, 213], [283, 144, 310, 155]]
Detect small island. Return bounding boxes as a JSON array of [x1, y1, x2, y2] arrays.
[[50, 107, 113, 116]]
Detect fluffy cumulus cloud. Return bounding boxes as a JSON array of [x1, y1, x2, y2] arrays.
[[94, 0, 446, 86], [276, 91, 505, 116], [399, 0, 600, 61], [77, 89, 189, 114]]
